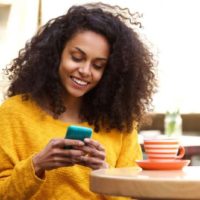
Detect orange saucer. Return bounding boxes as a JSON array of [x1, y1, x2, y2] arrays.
[[136, 159, 190, 170]]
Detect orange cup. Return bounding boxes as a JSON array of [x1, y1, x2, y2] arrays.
[[143, 138, 185, 161]]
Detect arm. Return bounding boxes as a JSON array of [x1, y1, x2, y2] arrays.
[[74, 138, 109, 170], [116, 126, 142, 167], [0, 96, 90, 199], [0, 109, 85, 199], [75, 126, 142, 170], [0, 108, 45, 200], [0, 152, 44, 200]]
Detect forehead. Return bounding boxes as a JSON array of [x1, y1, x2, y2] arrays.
[[64, 30, 110, 57]]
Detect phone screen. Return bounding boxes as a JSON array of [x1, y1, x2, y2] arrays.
[[65, 125, 93, 149]]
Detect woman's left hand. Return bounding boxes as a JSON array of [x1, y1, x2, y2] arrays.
[[75, 138, 109, 170]]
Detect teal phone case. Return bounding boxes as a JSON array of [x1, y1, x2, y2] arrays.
[[65, 125, 92, 149]]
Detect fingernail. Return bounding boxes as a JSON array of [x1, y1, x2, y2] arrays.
[[84, 138, 90, 142], [80, 156, 86, 161], [79, 141, 84, 145]]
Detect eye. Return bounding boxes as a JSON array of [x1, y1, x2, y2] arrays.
[[93, 62, 106, 70], [71, 55, 83, 62], [93, 64, 103, 69]]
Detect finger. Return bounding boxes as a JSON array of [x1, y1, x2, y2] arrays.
[[64, 139, 85, 148], [89, 162, 109, 170], [77, 159, 107, 170], [50, 138, 84, 148], [50, 148, 85, 158], [46, 155, 82, 168], [47, 161, 75, 170], [79, 155, 104, 165], [50, 156, 74, 163], [77, 146, 105, 160], [50, 138, 67, 148], [84, 138, 105, 151]]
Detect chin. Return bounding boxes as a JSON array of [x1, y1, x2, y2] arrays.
[[68, 85, 94, 97], [71, 93, 85, 98], [67, 89, 87, 98]]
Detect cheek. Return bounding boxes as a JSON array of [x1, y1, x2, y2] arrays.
[[58, 64, 71, 86], [58, 65, 65, 80], [93, 70, 105, 84], [59, 60, 75, 75]]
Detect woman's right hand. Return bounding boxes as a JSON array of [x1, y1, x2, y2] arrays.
[[32, 138, 85, 178]]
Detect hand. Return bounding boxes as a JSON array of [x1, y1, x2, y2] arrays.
[[75, 138, 109, 170], [32, 138, 85, 178]]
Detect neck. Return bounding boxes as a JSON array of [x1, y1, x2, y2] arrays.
[[59, 95, 82, 123]]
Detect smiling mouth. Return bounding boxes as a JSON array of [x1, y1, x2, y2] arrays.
[[71, 76, 89, 87]]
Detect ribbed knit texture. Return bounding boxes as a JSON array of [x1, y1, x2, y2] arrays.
[[0, 95, 142, 200]]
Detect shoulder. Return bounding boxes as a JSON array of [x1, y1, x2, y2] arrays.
[[97, 123, 138, 141], [1, 95, 27, 110], [1, 95, 23, 108], [0, 95, 38, 116]]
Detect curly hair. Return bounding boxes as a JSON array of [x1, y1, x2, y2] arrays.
[[4, 2, 157, 132]]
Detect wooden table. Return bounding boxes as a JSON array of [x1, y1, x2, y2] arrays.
[[90, 166, 200, 199]]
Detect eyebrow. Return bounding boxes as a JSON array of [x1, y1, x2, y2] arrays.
[[74, 47, 108, 61]]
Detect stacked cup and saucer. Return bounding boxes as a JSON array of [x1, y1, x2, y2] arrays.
[[136, 134, 190, 170]]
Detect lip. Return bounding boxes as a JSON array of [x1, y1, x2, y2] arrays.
[[70, 76, 89, 89]]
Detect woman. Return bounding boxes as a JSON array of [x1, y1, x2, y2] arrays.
[[0, 2, 156, 200]]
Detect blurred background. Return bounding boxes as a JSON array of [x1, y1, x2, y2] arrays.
[[1, 0, 200, 130], [1, 0, 200, 165]]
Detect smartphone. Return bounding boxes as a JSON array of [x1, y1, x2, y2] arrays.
[[64, 125, 93, 149]]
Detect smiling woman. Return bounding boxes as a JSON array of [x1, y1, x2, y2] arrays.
[[0, 2, 156, 200], [58, 31, 110, 98]]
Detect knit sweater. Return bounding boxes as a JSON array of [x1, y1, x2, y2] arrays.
[[0, 95, 142, 200]]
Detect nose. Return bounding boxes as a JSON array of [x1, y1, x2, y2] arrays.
[[78, 62, 91, 77]]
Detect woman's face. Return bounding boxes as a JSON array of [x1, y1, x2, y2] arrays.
[[59, 30, 110, 98]]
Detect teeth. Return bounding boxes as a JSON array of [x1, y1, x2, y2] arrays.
[[72, 77, 88, 86]]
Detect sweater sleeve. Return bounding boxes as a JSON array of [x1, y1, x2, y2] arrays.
[[0, 154, 44, 200], [103, 128, 142, 200], [115, 127, 143, 167], [0, 103, 44, 200]]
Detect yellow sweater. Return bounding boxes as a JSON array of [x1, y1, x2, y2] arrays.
[[0, 95, 142, 200]]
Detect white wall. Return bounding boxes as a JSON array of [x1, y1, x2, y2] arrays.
[[0, 0, 39, 71], [0, 0, 39, 101]]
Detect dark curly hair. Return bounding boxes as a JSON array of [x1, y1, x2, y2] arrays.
[[4, 2, 157, 132]]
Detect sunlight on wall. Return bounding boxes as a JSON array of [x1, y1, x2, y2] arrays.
[[0, 0, 39, 69], [0, 0, 39, 102]]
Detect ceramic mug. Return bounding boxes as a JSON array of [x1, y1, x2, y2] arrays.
[[143, 138, 185, 160]]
